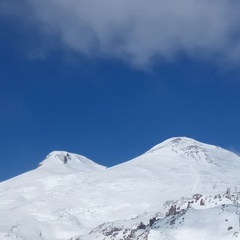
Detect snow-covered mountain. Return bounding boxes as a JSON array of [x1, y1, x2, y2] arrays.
[[0, 137, 240, 240]]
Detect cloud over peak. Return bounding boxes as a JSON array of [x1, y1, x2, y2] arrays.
[[2, 0, 240, 67]]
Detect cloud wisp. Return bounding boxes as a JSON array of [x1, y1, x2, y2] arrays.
[[1, 0, 240, 68]]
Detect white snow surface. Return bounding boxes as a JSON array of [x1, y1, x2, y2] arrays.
[[0, 137, 240, 240]]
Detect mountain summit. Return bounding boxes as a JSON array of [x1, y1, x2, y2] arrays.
[[38, 151, 106, 172], [0, 137, 240, 240], [146, 137, 236, 164]]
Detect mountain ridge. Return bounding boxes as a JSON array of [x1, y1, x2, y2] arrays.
[[0, 137, 240, 240]]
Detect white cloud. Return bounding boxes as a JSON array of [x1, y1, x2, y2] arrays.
[[1, 0, 240, 67]]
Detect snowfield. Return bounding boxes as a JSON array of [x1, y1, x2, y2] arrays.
[[0, 137, 240, 239]]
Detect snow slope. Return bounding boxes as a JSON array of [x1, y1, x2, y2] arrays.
[[0, 137, 240, 240]]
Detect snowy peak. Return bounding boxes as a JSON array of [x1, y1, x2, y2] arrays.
[[39, 151, 75, 165], [38, 151, 106, 172], [1, 137, 240, 240], [146, 137, 210, 153], [145, 137, 237, 166]]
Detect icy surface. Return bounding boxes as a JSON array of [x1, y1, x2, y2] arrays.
[[0, 137, 240, 240]]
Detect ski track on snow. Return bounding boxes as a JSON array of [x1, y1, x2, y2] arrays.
[[190, 165, 199, 194]]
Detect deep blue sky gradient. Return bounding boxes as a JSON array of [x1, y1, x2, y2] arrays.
[[1, 10, 240, 182]]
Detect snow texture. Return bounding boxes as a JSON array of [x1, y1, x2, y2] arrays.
[[0, 137, 240, 240]]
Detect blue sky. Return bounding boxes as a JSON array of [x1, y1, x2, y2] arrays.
[[1, 0, 240, 181]]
